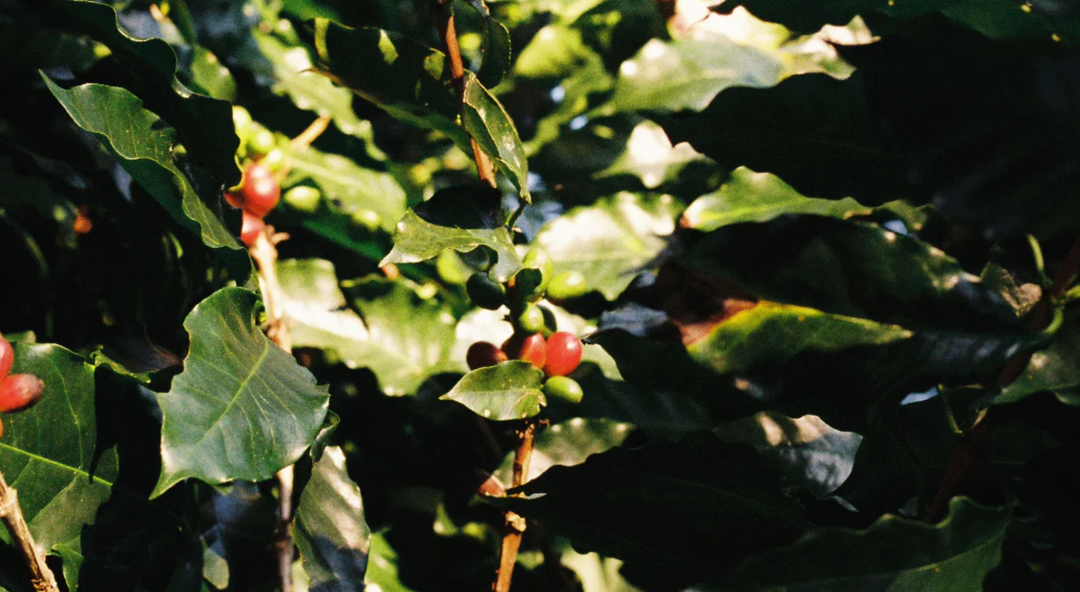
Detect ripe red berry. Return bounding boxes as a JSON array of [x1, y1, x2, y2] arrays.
[[241, 211, 265, 247], [0, 338, 13, 382], [543, 332, 582, 377], [226, 163, 280, 217], [0, 373, 45, 413], [502, 333, 547, 370], [467, 341, 508, 370]]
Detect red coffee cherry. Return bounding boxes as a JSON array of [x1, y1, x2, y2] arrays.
[[502, 333, 547, 370], [0, 337, 13, 382], [226, 163, 280, 218], [241, 211, 265, 247], [467, 341, 508, 370], [543, 331, 582, 377], [0, 373, 45, 413]]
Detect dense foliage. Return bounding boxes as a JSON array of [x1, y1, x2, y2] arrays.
[[2, 0, 1080, 590]]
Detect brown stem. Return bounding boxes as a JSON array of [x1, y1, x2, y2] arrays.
[[250, 227, 296, 591], [925, 233, 1080, 523], [435, 0, 497, 188], [0, 468, 60, 592], [493, 420, 537, 592]]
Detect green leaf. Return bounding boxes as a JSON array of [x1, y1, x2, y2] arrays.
[[295, 446, 370, 590], [42, 77, 251, 281], [53, 0, 239, 183], [365, 532, 417, 592], [681, 167, 872, 231], [991, 308, 1080, 406], [595, 120, 715, 189], [496, 433, 810, 586], [718, 497, 1010, 591], [664, 73, 911, 203], [494, 418, 633, 485], [285, 145, 407, 233], [458, 0, 512, 88], [151, 288, 330, 497], [381, 186, 522, 282], [0, 343, 117, 553], [462, 77, 530, 201], [440, 361, 546, 420], [686, 302, 911, 375], [713, 412, 862, 498], [609, 34, 784, 113], [188, 46, 237, 102], [535, 192, 680, 300]]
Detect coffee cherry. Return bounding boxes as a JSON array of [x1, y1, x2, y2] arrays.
[[502, 333, 546, 370], [522, 248, 554, 296], [547, 270, 588, 301], [466, 272, 507, 310], [467, 341, 508, 370], [543, 376, 583, 404], [248, 127, 276, 157], [351, 209, 382, 232], [232, 106, 254, 139], [241, 211, 265, 247], [284, 186, 322, 213], [241, 164, 280, 217], [515, 303, 545, 334], [260, 148, 288, 172], [0, 373, 45, 413], [0, 338, 13, 381], [543, 332, 582, 377]]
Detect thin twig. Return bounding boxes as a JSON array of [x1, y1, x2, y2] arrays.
[[289, 115, 332, 152], [435, 0, 497, 188], [925, 233, 1080, 522], [493, 420, 537, 592], [250, 227, 295, 591], [0, 469, 60, 592]]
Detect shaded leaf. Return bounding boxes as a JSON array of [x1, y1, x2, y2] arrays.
[[364, 532, 417, 592], [440, 361, 546, 421], [496, 433, 810, 586], [0, 155, 78, 248], [151, 288, 330, 497], [188, 46, 237, 102], [535, 192, 680, 299], [42, 77, 251, 281], [0, 343, 117, 553], [681, 166, 872, 231], [494, 417, 633, 484], [381, 186, 522, 282], [295, 446, 370, 591], [596, 120, 715, 190], [458, 0, 512, 88], [991, 309, 1080, 406], [716, 497, 1010, 592]]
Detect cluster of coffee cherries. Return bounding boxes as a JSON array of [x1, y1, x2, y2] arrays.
[[0, 333, 45, 437], [227, 106, 284, 246], [464, 249, 587, 404]]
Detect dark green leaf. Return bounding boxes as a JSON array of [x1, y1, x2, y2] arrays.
[[681, 167, 872, 231], [664, 73, 911, 203], [42, 77, 252, 281], [496, 434, 809, 585], [494, 417, 633, 484], [991, 308, 1080, 406], [188, 47, 237, 102], [1, 343, 117, 553], [440, 361, 546, 421], [364, 532, 418, 592], [535, 192, 680, 299], [295, 446, 370, 590], [151, 288, 330, 497], [458, 0, 512, 88], [717, 497, 1010, 591], [0, 156, 78, 248], [462, 77, 530, 200], [381, 186, 521, 282]]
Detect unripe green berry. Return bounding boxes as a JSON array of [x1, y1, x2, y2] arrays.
[[543, 376, 583, 404], [284, 186, 322, 213], [261, 148, 288, 172], [232, 106, 254, 139], [547, 270, 588, 301], [248, 128, 276, 157], [466, 272, 507, 310], [522, 248, 554, 296], [351, 209, 382, 232], [515, 303, 545, 334]]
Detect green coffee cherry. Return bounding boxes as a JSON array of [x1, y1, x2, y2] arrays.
[[543, 376, 583, 404], [547, 270, 588, 301], [248, 127, 276, 157], [522, 248, 554, 296], [283, 186, 321, 213], [466, 272, 507, 310], [232, 106, 254, 139], [261, 148, 288, 172], [515, 303, 545, 334], [351, 209, 382, 232]]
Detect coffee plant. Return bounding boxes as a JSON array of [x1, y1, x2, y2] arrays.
[[2, 0, 1080, 590]]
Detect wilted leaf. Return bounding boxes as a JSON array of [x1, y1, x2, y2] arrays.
[[440, 361, 546, 421], [151, 288, 330, 497], [295, 446, 370, 590]]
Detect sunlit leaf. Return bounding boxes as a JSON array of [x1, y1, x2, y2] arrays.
[[440, 361, 546, 421]]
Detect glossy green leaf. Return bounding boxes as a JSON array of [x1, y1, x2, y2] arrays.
[[151, 288, 330, 497], [494, 417, 633, 484], [295, 446, 370, 590], [714, 412, 862, 498], [687, 302, 911, 375], [610, 34, 783, 113], [681, 167, 872, 231], [496, 434, 810, 585], [53, 0, 239, 183], [712, 0, 1080, 43], [535, 192, 680, 299], [286, 145, 407, 233], [440, 361, 546, 420], [188, 47, 237, 102], [42, 77, 251, 281], [596, 120, 715, 189], [0, 343, 117, 553], [462, 77, 530, 200], [717, 497, 1010, 591], [382, 186, 522, 282], [664, 73, 911, 203]]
